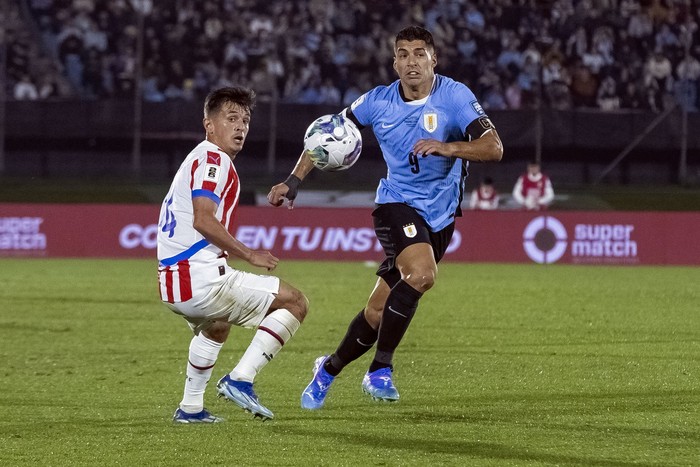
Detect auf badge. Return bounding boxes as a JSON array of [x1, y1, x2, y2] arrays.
[[403, 223, 417, 238]]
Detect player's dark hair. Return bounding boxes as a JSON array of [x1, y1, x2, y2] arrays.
[[395, 26, 435, 51], [204, 86, 256, 117]]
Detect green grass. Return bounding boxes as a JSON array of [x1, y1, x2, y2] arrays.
[[0, 259, 698, 466]]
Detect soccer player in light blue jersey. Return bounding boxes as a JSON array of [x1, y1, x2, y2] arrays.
[[268, 26, 503, 408]]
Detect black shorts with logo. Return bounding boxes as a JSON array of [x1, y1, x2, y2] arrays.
[[372, 203, 455, 288]]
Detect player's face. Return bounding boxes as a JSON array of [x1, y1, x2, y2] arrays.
[[528, 164, 540, 176], [204, 102, 251, 157], [393, 40, 437, 90]]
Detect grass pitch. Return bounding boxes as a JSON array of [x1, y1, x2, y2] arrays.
[[0, 259, 698, 466]]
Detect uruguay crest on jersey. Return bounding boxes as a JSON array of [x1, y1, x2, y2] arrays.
[[423, 112, 438, 133]]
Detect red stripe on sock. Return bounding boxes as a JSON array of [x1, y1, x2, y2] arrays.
[[258, 326, 285, 346], [188, 360, 215, 371]]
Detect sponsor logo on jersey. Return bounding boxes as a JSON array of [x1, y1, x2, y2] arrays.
[[470, 100, 484, 115], [207, 152, 221, 165], [423, 113, 438, 133], [404, 116, 419, 127], [403, 223, 417, 238], [205, 164, 220, 182]]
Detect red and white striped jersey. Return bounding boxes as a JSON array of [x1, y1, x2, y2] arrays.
[[512, 172, 554, 210], [469, 185, 500, 210], [157, 140, 241, 303]]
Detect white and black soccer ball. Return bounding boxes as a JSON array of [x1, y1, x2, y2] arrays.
[[303, 114, 362, 171]]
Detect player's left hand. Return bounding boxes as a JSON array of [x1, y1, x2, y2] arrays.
[[248, 250, 279, 271], [412, 138, 451, 158]]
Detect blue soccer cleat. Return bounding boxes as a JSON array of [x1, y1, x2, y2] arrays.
[[301, 355, 335, 410], [362, 367, 400, 402], [216, 374, 274, 420], [172, 407, 224, 424]]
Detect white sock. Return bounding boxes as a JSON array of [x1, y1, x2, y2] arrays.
[[179, 332, 223, 413], [229, 309, 300, 382]]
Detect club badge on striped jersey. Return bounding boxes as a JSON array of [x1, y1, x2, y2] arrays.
[[204, 164, 220, 182], [423, 113, 438, 133], [403, 223, 417, 238]]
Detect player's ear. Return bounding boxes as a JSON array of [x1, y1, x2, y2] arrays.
[[203, 117, 212, 134], [392, 57, 398, 73]]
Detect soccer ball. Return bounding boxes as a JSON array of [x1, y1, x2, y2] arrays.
[[303, 114, 362, 171]]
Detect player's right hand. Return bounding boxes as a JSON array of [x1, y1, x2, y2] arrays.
[[248, 250, 279, 271], [267, 182, 295, 209]]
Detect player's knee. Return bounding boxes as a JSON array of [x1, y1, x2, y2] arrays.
[[202, 321, 231, 343], [288, 288, 309, 322], [403, 267, 436, 293], [364, 304, 382, 329]]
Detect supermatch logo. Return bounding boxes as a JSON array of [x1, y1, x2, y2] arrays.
[[523, 216, 639, 264], [0, 217, 47, 254]]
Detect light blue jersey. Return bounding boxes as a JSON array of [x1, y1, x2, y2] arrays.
[[349, 74, 487, 231]]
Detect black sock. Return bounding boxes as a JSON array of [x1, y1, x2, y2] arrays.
[[324, 309, 378, 377], [369, 280, 423, 373]]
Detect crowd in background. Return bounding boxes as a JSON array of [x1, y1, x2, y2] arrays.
[[5, 0, 700, 112]]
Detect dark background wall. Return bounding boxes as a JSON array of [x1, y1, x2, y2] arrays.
[[4, 101, 699, 187]]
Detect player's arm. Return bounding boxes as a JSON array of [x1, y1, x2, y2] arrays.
[[512, 176, 526, 205], [469, 190, 478, 209], [192, 196, 279, 270], [267, 107, 364, 208], [412, 116, 503, 162], [539, 178, 555, 206], [266, 150, 315, 208]]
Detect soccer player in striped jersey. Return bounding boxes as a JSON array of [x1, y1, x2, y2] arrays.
[[158, 86, 308, 423], [469, 177, 500, 210], [268, 26, 503, 408], [512, 162, 554, 210]]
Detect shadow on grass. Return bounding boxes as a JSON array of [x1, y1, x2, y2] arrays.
[[275, 388, 698, 464], [272, 424, 657, 467]]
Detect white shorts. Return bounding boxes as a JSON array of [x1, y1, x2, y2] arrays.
[[164, 269, 280, 334]]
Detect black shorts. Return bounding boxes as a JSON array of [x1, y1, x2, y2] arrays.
[[372, 203, 455, 288]]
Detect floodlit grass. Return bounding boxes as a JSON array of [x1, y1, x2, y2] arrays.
[[0, 259, 698, 466]]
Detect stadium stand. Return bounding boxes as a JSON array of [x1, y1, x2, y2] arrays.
[[7, 0, 699, 112]]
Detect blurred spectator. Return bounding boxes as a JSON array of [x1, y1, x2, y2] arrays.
[[318, 78, 342, 105], [676, 53, 700, 110], [14, 74, 39, 100], [504, 78, 523, 110], [644, 49, 674, 110], [512, 162, 554, 211], [482, 83, 508, 110], [597, 75, 621, 111], [566, 26, 588, 61], [469, 177, 500, 210], [570, 61, 599, 107], [16, 0, 699, 112], [620, 80, 644, 109]]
